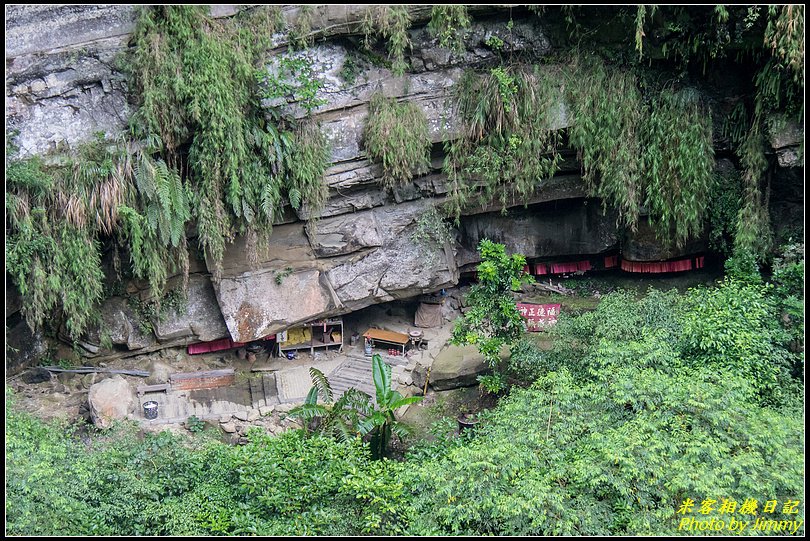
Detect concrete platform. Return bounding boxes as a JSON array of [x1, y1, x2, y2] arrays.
[[139, 373, 279, 425], [138, 353, 405, 424]]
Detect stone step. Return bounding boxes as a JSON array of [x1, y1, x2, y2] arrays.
[[263, 373, 278, 398], [249, 375, 267, 409], [263, 373, 280, 405]]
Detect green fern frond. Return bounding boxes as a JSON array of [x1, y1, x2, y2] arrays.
[[308, 367, 334, 403]]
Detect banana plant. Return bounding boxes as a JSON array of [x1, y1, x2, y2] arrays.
[[290, 355, 422, 458], [357, 354, 423, 459], [289, 367, 371, 441]]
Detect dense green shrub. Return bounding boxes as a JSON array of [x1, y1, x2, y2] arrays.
[[6, 271, 804, 536], [681, 279, 798, 406], [451, 240, 534, 368], [404, 366, 804, 535]]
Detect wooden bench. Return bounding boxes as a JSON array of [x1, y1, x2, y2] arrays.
[[363, 328, 410, 355]]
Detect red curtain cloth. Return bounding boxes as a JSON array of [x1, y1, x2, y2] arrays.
[[531, 255, 701, 276], [188, 338, 244, 355], [187, 334, 274, 355], [621, 258, 694, 273], [550, 262, 581, 274]]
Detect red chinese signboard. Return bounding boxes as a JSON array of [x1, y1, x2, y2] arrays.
[[517, 303, 561, 332]]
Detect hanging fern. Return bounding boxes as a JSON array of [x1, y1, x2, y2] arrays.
[[360, 5, 413, 76], [364, 93, 431, 190], [428, 5, 471, 53], [128, 6, 291, 276], [444, 64, 563, 221]]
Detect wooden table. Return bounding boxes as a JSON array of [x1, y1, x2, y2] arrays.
[[363, 328, 410, 355]]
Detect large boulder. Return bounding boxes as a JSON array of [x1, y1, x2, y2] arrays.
[[96, 297, 156, 351], [326, 233, 458, 312], [88, 375, 136, 429], [217, 268, 337, 343], [5, 315, 48, 375], [429, 345, 493, 391], [152, 274, 230, 342]]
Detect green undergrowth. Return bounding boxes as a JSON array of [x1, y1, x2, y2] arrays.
[[6, 270, 804, 535]]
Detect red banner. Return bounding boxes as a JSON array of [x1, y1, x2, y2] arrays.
[[517, 303, 561, 331]]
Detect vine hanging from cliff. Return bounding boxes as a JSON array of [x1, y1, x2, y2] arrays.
[[6, 138, 121, 339], [566, 55, 715, 248], [289, 120, 331, 217], [442, 53, 715, 247], [443, 64, 564, 222], [364, 93, 432, 190], [642, 89, 715, 246], [633, 5, 804, 258], [360, 5, 413, 76], [5, 5, 336, 340], [566, 55, 645, 230], [428, 5, 471, 53], [129, 5, 330, 275]]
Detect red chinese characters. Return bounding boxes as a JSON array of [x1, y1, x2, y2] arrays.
[[516, 303, 561, 332]]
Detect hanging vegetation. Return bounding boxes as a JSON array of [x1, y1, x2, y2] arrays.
[[443, 64, 564, 222], [566, 55, 715, 247], [428, 5, 471, 53], [129, 5, 331, 274], [566, 56, 645, 230], [633, 5, 804, 258], [360, 5, 413, 76], [6, 142, 111, 339], [763, 4, 804, 87], [642, 88, 715, 246], [443, 54, 715, 247], [364, 93, 431, 190], [6, 5, 335, 339], [289, 120, 331, 217], [130, 6, 273, 274], [734, 128, 773, 257]]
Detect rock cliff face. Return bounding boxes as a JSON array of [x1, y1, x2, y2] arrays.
[[4, 6, 803, 362]]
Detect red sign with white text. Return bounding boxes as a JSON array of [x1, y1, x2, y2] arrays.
[[517, 303, 560, 331]]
